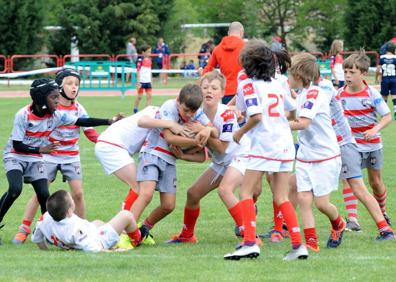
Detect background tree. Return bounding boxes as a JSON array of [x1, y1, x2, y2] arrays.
[[0, 0, 45, 55], [344, 0, 396, 52]]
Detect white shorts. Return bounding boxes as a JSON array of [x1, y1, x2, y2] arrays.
[[97, 224, 119, 250], [210, 156, 247, 180], [95, 141, 135, 175], [296, 157, 341, 197], [246, 156, 293, 172]]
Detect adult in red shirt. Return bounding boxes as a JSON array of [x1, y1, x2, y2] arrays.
[[202, 22, 245, 104]]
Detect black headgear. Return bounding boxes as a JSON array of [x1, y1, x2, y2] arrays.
[[30, 78, 59, 110], [55, 68, 81, 100]]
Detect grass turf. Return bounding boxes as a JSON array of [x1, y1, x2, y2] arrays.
[[0, 95, 395, 281]]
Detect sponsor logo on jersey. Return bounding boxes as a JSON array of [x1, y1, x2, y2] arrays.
[[306, 89, 319, 100], [373, 98, 383, 106], [220, 109, 235, 122], [242, 83, 255, 96], [222, 123, 233, 133], [303, 101, 314, 109], [245, 98, 258, 107], [361, 99, 372, 107]]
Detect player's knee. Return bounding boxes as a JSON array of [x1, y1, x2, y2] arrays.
[[368, 178, 382, 191], [217, 185, 230, 200], [71, 190, 84, 203], [8, 182, 23, 199], [139, 191, 154, 205], [119, 210, 134, 221], [160, 202, 175, 214]]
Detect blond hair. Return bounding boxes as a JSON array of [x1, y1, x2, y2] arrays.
[[199, 70, 226, 90], [329, 40, 343, 56], [289, 53, 319, 87], [343, 50, 370, 73]]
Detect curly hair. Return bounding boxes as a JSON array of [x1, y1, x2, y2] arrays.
[[240, 39, 291, 80]]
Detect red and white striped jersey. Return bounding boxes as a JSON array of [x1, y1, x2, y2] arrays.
[[3, 105, 78, 162], [140, 99, 210, 165], [137, 57, 152, 83], [296, 86, 340, 162], [239, 77, 295, 162], [207, 103, 249, 165], [31, 212, 103, 252], [97, 106, 159, 154], [338, 83, 390, 152], [318, 79, 355, 146], [44, 102, 91, 164]]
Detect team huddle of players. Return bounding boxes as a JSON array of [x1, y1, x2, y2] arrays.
[[0, 39, 395, 261]]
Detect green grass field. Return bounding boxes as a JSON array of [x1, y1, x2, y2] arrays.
[[0, 95, 395, 282]]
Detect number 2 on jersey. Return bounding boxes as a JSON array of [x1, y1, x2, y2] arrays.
[[268, 93, 282, 117]]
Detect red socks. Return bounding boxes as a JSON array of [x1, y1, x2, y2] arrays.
[[180, 207, 200, 238], [241, 199, 256, 245], [273, 201, 283, 233], [127, 228, 141, 246], [279, 201, 302, 248], [330, 215, 344, 230], [342, 187, 358, 220], [122, 188, 139, 211], [228, 203, 243, 229], [304, 227, 318, 249], [376, 219, 392, 233]]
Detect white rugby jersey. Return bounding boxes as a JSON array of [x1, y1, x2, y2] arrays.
[[239, 77, 295, 162], [137, 57, 152, 83], [318, 79, 355, 146], [296, 85, 340, 162], [237, 71, 296, 113], [207, 103, 248, 165], [141, 99, 210, 165], [31, 212, 103, 252], [338, 83, 390, 152], [3, 105, 78, 162], [97, 106, 159, 155], [44, 102, 91, 164]]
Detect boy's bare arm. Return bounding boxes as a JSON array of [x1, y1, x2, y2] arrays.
[[233, 113, 261, 144], [170, 145, 206, 163], [137, 116, 192, 137], [363, 113, 391, 140], [289, 117, 312, 130], [163, 128, 199, 147], [207, 137, 229, 155]]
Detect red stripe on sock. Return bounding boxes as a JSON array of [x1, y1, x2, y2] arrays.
[[279, 201, 302, 247], [342, 187, 353, 194], [376, 220, 392, 232], [241, 199, 256, 244], [346, 204, 358, 209], [22, 219, 32, 227], [180, 207, 200, 238], [127, 228, 141, 245], [344, 196, 358, 202]]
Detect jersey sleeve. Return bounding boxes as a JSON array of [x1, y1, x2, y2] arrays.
[[160, 100, 179, 122], [11, 111, 28, 141], [241, 80, 261, 117], [299, 89, 322, 120], [78, 103, 94, 131], [219, 109, 237, 142], [194, 109, 210, 126], [370, 87, 391, 116], [31, 225, 45, 244]]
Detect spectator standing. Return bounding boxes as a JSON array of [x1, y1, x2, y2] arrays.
[[202, 22, 245, 104], [198, 40, 214, 68], [153, 38, 170, 70], [127, 37, 138, 64]]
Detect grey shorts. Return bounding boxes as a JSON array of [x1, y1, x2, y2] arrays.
[[136, 152, 177, 194], [360, 149, 383, 170], [45, 162, 83, 182], [340, 143, 363, 179], [3, 158, 47, 183]]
